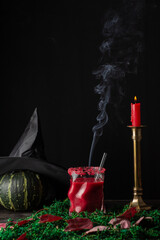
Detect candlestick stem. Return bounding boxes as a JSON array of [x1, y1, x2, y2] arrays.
[[128, 126, 151, 211]]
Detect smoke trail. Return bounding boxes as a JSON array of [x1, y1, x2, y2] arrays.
[[88, 0, 145, 166]]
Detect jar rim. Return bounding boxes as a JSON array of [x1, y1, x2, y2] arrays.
[[68, 166, 106, 176]]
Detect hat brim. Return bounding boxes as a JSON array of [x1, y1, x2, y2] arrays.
[[0, 157, 69, 186]]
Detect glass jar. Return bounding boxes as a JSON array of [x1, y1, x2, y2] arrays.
[[68, 166, 105, 213]]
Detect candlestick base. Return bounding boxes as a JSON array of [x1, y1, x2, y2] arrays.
[[130, 187, 151, 211], [128, 125, 151, 212]]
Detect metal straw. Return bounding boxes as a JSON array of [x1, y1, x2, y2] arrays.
[[99, 152, 107, 169], [95, 152, 107, 180]]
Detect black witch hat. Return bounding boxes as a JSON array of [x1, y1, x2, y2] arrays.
[[0, 108, 69, 202]]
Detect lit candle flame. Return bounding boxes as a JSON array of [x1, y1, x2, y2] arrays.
[[134, 96, 137, 102]]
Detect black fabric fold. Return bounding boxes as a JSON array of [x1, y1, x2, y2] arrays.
[[9, 108, 46, 159], [0, 108, 69, 202], [0, 157, 69, 185], [0, 157, 69, 201]]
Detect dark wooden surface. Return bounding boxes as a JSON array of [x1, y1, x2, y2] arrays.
[[0, 200, 159, 223]]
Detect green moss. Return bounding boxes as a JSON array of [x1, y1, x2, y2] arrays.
[[0, 199, 160, 240]]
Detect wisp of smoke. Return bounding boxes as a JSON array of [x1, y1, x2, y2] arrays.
[[88, 0, 145, 166]]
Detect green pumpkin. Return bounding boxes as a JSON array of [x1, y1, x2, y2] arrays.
[[0, 170, 43, 211]]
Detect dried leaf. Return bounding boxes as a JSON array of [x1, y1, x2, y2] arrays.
[[0, 222, 15, 230], [109, 217, 131, 229], [16, 232, 28, 240], [64, 217, 93, 232], [38, 214, 63, 223], [118, 207, 137, 220], [18, 218, 33, 226], [0, 223, 6, 230], [116, 218, 131, 229], [83, 225, 108, 236]]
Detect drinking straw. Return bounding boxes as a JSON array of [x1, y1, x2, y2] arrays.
[[99, 152, 107, 170], [95, 152, 107, 180]]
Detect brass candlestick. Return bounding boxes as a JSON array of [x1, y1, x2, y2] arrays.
[[128, 126, 151, 211]]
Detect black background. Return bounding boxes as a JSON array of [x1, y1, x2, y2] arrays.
[[1, 0, 160, 200]]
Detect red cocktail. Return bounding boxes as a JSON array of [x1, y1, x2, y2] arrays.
[[68, 167, 105, 213]]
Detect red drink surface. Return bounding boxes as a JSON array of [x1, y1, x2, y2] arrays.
[[68, 178, 104, 213]]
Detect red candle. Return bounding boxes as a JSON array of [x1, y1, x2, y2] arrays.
[[131, 96, 141, 126]]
